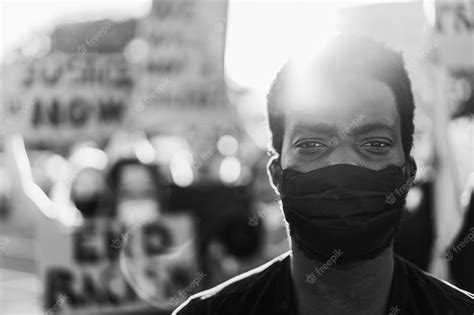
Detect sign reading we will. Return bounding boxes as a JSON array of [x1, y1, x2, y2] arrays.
[[128, 0, 232, 132]]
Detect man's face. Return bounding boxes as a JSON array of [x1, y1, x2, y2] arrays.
[[118, 164, 155, 198], [279, 72, 405, 173], [71, 168, 105, 200]]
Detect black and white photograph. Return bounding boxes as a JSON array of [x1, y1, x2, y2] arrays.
[[1, 0, 474, 314]]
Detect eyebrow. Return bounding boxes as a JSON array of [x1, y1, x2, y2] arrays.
[[288, 123, 339, 138], [288, 120, 397, 138], [349, 121, 397, 137]]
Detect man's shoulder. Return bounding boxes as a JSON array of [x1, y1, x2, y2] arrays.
[[397, 255, 474, 313], [172, 252, 290, 315]]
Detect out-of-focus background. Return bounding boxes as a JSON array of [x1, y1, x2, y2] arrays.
[[0, 0, 473, 314]]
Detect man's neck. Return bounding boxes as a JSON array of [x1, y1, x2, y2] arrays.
[[290, 239, 395, 315]]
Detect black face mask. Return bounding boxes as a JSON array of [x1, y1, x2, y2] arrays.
[[280, 164, 412, 263]]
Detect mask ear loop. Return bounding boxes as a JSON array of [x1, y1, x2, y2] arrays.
[[402, 156, 417, 180], [267, 155, 283, 195]]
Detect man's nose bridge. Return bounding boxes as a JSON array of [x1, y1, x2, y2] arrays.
[[328, 144, 360, 166]]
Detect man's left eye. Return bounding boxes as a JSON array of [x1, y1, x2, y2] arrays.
[[359, 140, 392, 153], [360, 141, 391, 148]]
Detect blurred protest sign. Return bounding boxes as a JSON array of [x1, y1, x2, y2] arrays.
[[1, 53, 132, 148], [125, 0, 234, 134], [427, 0, 474, 67]]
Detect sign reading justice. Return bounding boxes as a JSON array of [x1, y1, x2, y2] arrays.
[[1, 53, 132, 145]]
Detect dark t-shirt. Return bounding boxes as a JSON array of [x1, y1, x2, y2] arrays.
[[173, 252, 474, 315]]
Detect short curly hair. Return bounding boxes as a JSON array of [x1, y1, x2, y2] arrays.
[[266, 35, 415, 158]]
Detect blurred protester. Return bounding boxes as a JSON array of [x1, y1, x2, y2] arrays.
[[395, 84, 473, 286], [107, 158, 165, 227], [0, 160, 12, 218], [5, 134, 82, 226], [394, 180, 435, 271], [71, 167, 112, 219], [447, 116, 474, 292]]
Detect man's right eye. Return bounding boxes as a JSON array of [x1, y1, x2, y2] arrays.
[[295, 140, 326, 149]]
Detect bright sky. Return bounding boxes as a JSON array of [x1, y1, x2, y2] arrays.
[[0, 0, 152, 64], [0, 0, 412, 92], [226, 1, 339, 94]]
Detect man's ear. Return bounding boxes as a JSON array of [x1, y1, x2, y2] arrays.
[[404, 155, 417, 179], [267, 155, 283, 195]]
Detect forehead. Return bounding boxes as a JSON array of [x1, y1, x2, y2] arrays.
[[282, 72, 400, 134], [75, 168, 102, 182], [119, 165, 152, 183]]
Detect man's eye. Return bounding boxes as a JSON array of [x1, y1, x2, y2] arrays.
[[360, 140, 392, 153], [295, 141, 326, 149], [361, 141, 391, 147]]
